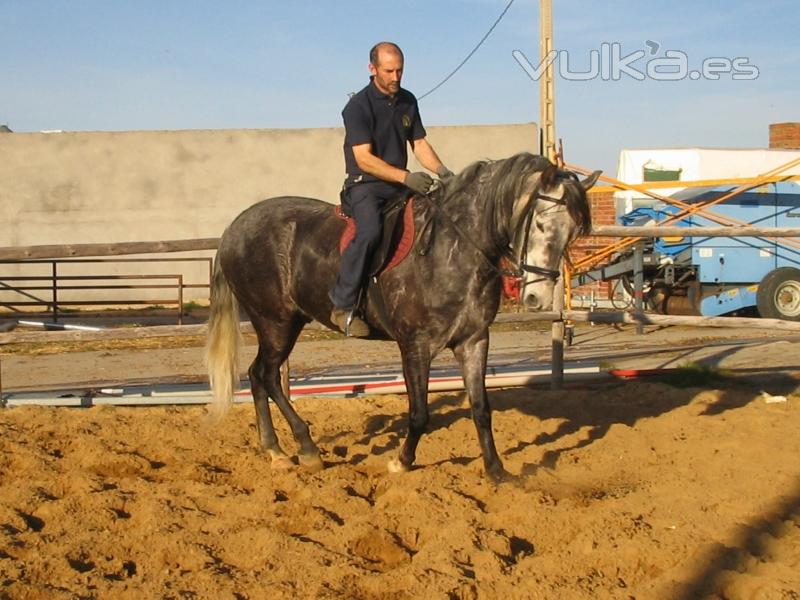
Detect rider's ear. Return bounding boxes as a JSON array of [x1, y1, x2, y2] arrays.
[[581, 170, 602, 191]]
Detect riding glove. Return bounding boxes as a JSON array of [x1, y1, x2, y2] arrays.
[[404, 171, 434, 195], [437, 165, 455, 180]]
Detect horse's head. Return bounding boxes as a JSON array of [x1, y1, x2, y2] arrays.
[[433, 153, 600, 311], [516, 167, 601, 310]]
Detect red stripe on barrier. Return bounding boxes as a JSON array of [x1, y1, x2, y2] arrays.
[[609, 368, 677, 379]]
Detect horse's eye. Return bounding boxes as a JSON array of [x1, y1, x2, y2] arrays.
[[535, 219, 545, 232]]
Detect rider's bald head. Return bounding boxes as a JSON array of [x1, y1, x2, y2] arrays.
[[370, 42, 404, 67]]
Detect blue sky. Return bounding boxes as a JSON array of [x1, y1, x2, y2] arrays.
[[2, 0, 798, 173]]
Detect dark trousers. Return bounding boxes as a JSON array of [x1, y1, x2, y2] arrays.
[[329, 180, 404, 310]]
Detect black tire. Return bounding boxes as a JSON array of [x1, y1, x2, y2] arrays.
[[757, 267, 800, 321]]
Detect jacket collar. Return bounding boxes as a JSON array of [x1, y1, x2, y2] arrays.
[[368, 76, 398, 101]]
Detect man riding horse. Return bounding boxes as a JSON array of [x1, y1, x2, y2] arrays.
[[329, 41, 453, 337], [206, 42, 601, 480]]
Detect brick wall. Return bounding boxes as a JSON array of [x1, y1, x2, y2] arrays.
[[769, 122, 800, 149], [569, 189, 616, 303]]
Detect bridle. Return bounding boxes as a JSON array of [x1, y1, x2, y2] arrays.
[[423, 182, 571, 284], [509, 169, 583, 287], [503, 190, 570, 284]]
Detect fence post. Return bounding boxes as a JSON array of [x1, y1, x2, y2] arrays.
[[51, 261, 59, 323], [177, 275, 184, 326], [633, 242, 645, 335], [550, 267, 565, 390], [280, 361, 291, 400]]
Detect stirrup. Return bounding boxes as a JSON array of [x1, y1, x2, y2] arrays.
[[344, 311, 370, 338], [331, 308, 370, 338]]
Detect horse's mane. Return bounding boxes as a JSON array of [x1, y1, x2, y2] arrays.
[[555, 168, 593, 235], [433, 152, 592, 237]]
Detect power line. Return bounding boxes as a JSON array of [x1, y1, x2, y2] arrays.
[[418, 0, 516, 101]]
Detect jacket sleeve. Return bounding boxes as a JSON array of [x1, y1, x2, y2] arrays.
[[408, 94, 427, 141], [342, 100, 372, 147]]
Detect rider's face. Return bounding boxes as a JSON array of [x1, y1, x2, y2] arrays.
[[369, 50, 403, 97]]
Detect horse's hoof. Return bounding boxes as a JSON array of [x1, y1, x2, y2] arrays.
[[487, 467, 511, 484], [268, 451, 294, 470], [299, 452, 324, 472], [387, 458, 410, 474]]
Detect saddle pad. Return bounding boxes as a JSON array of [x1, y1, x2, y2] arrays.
[[335, 198, 416, 274]]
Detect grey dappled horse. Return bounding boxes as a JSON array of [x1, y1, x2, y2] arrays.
[[206, 153, 600, 481]]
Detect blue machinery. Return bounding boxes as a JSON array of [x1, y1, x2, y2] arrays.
[[572, 182, 800, 320]]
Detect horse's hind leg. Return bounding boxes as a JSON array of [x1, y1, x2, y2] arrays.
[[249, 347, 293, 470], [249, 314, 323, 471]]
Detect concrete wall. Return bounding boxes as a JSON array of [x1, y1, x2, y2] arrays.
[[1, 124, 537, 245], [0, 124, 537, 304]]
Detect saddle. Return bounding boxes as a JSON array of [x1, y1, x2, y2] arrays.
[[335, 198, 517, 298], [335, 195, 417, 276]]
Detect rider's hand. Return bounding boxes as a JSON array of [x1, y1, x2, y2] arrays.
[[404, 171, 434, 195], [436, 165, 455, 181]]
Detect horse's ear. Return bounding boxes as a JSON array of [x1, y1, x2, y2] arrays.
[[581, 170, 602, 191], [540, 163, 559, 190]]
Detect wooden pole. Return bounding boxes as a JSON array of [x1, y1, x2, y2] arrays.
[[591, 173, 800, 194], [0, 238, 219, 261], [3, 309, 799, 348], [592, 225, 800, 238], [550, 270, 565, 390], [539, 0, 563, 388], [633, 242, 645, 335], [538, 0, 555, 158], [539, 0, 556, 161], [0, 322, 213, 345], [565, 309, 800, 331], [280, 361, 291, 400]]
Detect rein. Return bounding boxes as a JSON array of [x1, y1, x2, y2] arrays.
[[422, 186, 518, 279], [421, 182, 564, 283]]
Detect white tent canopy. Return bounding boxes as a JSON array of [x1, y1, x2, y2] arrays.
[[615, 147, 800, 215]]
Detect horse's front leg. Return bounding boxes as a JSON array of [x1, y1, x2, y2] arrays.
[[453, 332, 507, 482], [388, 341, 432, 474]]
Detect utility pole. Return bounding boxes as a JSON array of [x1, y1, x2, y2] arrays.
[[539, 0, 565, 389], [539, 0, 556, 162]]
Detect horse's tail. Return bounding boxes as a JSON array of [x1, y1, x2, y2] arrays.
[[205, 257, 243, 421]]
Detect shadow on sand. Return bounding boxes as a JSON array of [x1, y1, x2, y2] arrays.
[[670, 478, 800, 599], [318, 339, 799, 471]]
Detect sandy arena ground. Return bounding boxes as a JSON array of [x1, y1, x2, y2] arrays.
[[1, 324, 800, 598]]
